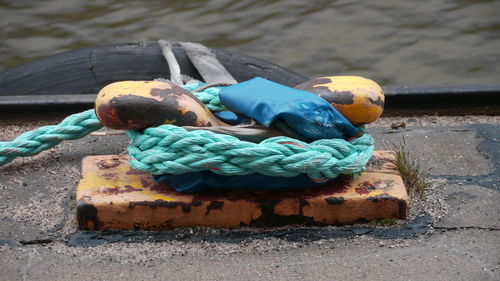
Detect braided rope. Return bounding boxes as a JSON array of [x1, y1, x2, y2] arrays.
[[0, 85, 374, 181], [0, 85, 222, 166], [126, 125, 373, 182], [183, 84, 226, 112], [0, 109, 102, 165]]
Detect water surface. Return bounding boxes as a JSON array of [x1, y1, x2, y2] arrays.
[[1, 0, 499, 86]]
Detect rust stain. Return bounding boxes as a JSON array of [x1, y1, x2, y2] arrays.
[[355, 187, 370, 194], [101, 172, 117, 180], [97, 158, 120, 169], [149, 183, 175, 195], [76, 152, 408, 230], [140, 178, 150, 188], [95, 81, 227, 130], [126, 169, 147, 176], [102, 185, 143, 194]]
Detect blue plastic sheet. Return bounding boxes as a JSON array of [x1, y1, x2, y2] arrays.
[[153, 172, 329, 193], [154, 78, 361, 193], [213, 111, 249, 125], [219, 77, 361, 140]]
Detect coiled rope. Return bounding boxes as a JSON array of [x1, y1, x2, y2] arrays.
[[127, 126, 373, 182], [0, 85, 374, 181]]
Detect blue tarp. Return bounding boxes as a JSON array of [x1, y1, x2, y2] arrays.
[[154, 78, 360, 193], [219, 77, 360, 141], [154, 172, 328, 193]]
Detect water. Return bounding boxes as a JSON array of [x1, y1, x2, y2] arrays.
[[1, 0, 499, 86]]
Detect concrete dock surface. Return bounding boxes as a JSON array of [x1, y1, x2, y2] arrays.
[[0, 115, 499, 281]]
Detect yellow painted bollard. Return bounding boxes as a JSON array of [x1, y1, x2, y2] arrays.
[[95, 81, 227, 130], [295, 76, 385, 126], [75, 151, 408, 230]]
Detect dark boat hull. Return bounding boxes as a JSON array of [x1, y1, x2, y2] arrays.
[[0, 42, 308, 95], [0, 42, 498, 114]]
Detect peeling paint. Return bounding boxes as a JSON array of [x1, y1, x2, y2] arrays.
[[76, 151, 408, 230]]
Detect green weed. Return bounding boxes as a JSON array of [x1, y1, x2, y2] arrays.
[[393, 138, 432, 201]]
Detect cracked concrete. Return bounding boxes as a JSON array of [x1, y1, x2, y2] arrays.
[[435, 184, 500, 229], [371, 127, 493, 176], [0, 228, 498, 281], [0, 116, 499, 280]]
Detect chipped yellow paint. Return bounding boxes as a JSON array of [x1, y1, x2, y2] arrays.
[[77, 156, 177, 202], [316, 76, 384, 125], [76, 151, 407, 230], [96, 81, 174, 106], [150, 194, 177, 202], [316, 76, 381, 93], [296, 76, 385, 125], [94, 80, 227, 130], [173, 91, 223, 126]]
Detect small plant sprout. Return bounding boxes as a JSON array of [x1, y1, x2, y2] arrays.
[[393, 137, 432, 201]]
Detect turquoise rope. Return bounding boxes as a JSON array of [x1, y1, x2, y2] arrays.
[[181, 83, 202, 92], [127, 126, 373, 181], [0, 85, 374, 180], [0, 109, 102, 165], [183, 83, 225, 112], [192, 87, 225, 112], [0, 85, 222, 166]]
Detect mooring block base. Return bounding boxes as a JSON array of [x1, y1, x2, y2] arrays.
[[76, 151, 407, 230]]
